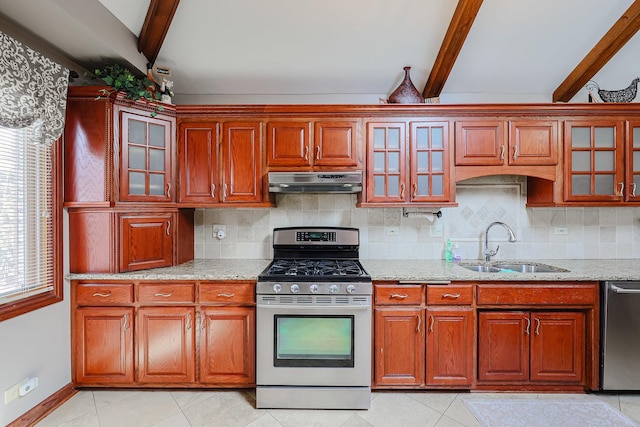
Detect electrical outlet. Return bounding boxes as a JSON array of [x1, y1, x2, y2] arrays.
[[554, 227, 569, 235], [212, 224, 226, 239], [4, 379, 27, 404], [385, 227, 399, 236], [429, 224, 443, 237]]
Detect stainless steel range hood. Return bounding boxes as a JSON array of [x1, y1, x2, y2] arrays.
[[268, 171, 362, 193]]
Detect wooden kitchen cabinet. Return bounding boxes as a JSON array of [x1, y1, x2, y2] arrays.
[[267, 120, 360, 169], [625, 121, 640, 203], [563, 120, 625, 202], [373, 282, 474, 388], [177, 120, 269, 206], [68, 208, 193, 273], [424, 283, 474, 386], [365, 121, 452, 205], [118, 107, 175, 202], [74, 306, 134, 385], [72, 280, 255, 388], [478, 311, 585, 384], [374, 307, 424, 386], [199, 306, 255, 385], [137, 306, 196, 384], [65, 87, 193, 274]]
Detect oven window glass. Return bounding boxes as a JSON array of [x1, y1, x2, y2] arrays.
[[274, 315, 354, 367]]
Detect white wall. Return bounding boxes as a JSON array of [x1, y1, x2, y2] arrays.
[[0, 214, 71, 426], [194, 176, 640, 261]]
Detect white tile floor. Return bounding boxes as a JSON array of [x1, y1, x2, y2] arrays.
[[34, 389, 640, 427]]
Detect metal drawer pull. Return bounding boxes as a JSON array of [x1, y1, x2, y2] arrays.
[[611, 285, 640, 294], [400, 183, 405, 199], [412, 183, 417, 198], [123, 314, 129, 331], [416, 315, 421, 333], [442, 293, 460, 299], [500, 145, 505, 161], [525, 317, 531, 335], [186, 313, 192, 330], [535, 318, 541, 335], [154, 292, 173, 297], [92, 292, 112, 297], [390, 293, 408, 299], [211, 184, 216, 198], [166, 220, 171, 236], [429, 315, 434, 333], [224, 183, 228, 197], [316, 146, 320, 160], [618, 182, 625, 197], [217, 293, 235, 298], [166, 183, 171, 198], [304, 146, 309, 160], [633, 183, 637, 197], [513, 145, 519, 160]]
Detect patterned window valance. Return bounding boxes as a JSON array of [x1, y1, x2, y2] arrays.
[[0, 31, 69, 145]]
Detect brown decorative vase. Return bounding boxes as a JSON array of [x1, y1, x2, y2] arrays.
[[388, 66, 424, 104]]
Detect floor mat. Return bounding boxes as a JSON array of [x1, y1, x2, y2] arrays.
[[463, 398, 639, 427]]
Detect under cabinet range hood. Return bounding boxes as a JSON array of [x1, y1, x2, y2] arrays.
[[268, 171, 363, 193]]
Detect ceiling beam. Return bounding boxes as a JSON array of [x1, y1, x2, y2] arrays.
[[553, 0, 640, 102], [138, 0, 180, 65], [422, 0, 483, 99]]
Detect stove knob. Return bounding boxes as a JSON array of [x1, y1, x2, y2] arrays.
[[346, 285, 356, 294], [272, 283, 282, 293], [309, 284, 319, 294], [329, 284, 339, 294], [290, 284, 300, 293]]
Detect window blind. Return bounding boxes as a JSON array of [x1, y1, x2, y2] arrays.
[[0, 125, 54, 303]]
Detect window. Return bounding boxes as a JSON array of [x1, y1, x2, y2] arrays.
[[0, 125, 62, 321]]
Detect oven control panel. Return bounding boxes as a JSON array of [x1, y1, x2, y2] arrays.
[[257, 281, 372, 296], [296, 231, 335, 242]]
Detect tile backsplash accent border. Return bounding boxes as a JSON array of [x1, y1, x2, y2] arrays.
[[194, 176, 640, 260]]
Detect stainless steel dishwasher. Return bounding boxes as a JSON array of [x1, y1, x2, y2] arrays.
[[601, 281, 640, 390]]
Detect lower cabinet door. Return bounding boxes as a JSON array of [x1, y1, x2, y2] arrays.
[[119, 213, 173, 272], [374, 307, 424, 386], [199, 307, 255, 385], [530, 311, 585, 383], [74, 307, 134, 385], [425, 308, 474, 386], [137, 306, 195, 383], [478, 311, 529, 382]]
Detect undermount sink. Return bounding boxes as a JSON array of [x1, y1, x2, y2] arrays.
[[458, 262, 569, 273]]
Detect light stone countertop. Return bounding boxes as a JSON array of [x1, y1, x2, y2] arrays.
[[67, 258, 640, 282]]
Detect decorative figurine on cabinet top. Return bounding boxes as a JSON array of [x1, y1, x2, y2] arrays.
[[585, 78, 640, 103], [388, 66, 425, 104]]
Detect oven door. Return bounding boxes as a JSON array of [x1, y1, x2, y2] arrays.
[[256, 301, 371, 387]]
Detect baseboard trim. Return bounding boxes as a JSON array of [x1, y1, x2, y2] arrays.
[[7, 383, 77, 427]]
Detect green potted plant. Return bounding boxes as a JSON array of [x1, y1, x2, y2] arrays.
[[92, 63, 164, 116]]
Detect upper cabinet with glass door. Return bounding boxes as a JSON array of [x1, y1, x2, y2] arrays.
[[363, 120, 452, 206], [118, 106, 175, 203], [563, 120, 624, 203]]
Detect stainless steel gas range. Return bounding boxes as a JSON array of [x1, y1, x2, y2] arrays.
[[255, 227, 372, 410]]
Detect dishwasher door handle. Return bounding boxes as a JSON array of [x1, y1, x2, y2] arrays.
[[611, 284, 640, 294]]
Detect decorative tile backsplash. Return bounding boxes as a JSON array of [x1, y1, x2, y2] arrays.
[[194, 176, 640, 260]]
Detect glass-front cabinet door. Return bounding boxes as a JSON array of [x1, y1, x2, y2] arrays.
[[409, 122, 449, 202], [119, 108, 174, 202], [564, 120, 624, 202], [366, 122, 406, 203], [626, 122, 640, 203]]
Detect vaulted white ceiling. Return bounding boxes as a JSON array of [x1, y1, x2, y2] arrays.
[[2, 0, 640, 104]]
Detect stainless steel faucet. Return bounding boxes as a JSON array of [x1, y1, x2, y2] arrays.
[[484, 222, 517, 262]]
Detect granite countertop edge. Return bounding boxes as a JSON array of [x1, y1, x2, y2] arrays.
[[66, 258, 640, 282]]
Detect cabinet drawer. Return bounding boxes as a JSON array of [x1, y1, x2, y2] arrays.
[[427, 285, 473, 305], [138, 283, 195, 303], [375, 284, 422, 305], [76, 283, 133, 305], [477, 283, 597, 306], [200, 282, 255, 304]]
